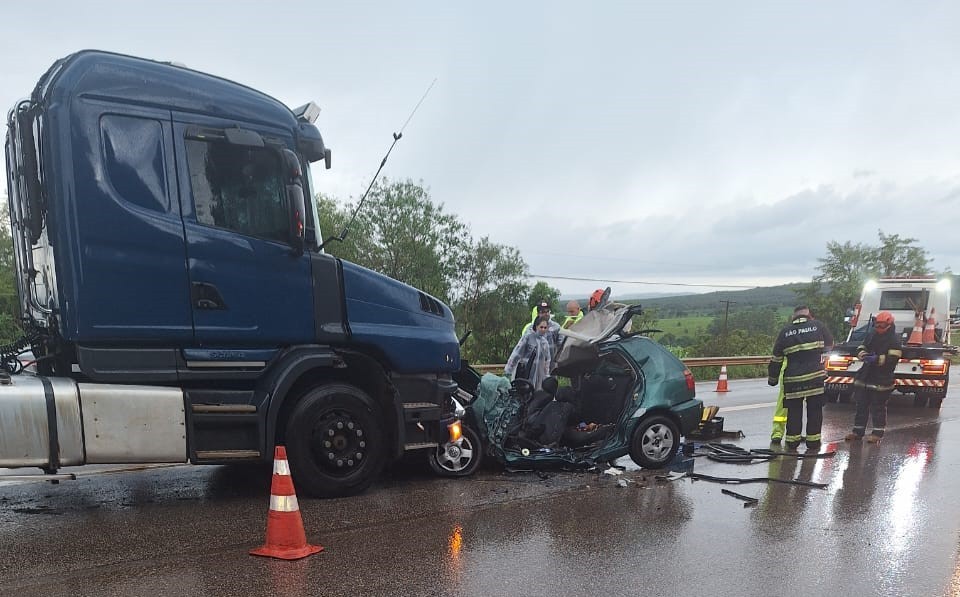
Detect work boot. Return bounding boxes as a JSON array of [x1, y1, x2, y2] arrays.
[[866, 434, 882, 444], [844, 432, 862, 441], [770, 436, 782, 444], [784, 441, 800, 451], [805, 440, 821, 452]]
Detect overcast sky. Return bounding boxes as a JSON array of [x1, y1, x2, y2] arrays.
[[3, 1, 960, 298]]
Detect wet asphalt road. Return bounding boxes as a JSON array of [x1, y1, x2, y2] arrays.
[[3, 376, 960, 597]]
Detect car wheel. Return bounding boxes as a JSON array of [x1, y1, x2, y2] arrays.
[[285, 383, 385, 498], [428, 424, 483, 477], [629, 415, 680, 469]]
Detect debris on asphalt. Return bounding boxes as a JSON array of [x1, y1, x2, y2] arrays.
[[721, 488, 759, 507]]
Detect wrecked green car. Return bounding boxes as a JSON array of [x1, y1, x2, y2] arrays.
[[429, 304, 703, 474]]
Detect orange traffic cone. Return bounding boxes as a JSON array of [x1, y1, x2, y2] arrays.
[[907, 313, 924, 345], [922, 309, 937, 344], [715, 365, 729, 393], [250, 446, 323, 560]]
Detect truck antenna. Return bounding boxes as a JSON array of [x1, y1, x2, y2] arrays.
[[319, 77, 437, 250]]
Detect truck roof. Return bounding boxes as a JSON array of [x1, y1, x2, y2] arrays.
[[35, 49, 299, 130]]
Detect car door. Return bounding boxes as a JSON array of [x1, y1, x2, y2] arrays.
[[172, 115, 314, 346]]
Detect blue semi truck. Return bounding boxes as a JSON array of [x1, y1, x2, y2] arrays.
[[2, 50, 463, 497]]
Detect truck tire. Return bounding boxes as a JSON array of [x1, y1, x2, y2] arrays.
[[928, 396, 944, 409], [285, 383, 386, 498]]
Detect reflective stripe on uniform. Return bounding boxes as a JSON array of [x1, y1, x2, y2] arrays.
[[785, 434, 803, 442], [783, 370, 827, 383], [270, 494, 300, 512], [784, 388, 826, 400], [806, 433, 822, 442], [770, 356, 784, 363], [783, 341, 825, 355]]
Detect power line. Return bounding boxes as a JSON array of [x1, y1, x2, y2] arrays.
[[527, 274, 755, 289]]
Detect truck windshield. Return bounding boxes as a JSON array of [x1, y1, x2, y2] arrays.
[[879, 290, 928, 311]]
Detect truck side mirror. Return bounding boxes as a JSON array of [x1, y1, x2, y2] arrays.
[[281, 149, 306, 255]]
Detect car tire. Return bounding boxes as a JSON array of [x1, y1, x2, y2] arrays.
[[629, 415, 680, 470], [428, 424, 483, 477], [285, 383, 385, 498]]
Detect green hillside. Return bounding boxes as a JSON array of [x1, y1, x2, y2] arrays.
[[623, 283, 804, 318]]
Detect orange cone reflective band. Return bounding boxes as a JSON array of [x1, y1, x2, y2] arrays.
[[715, 365, 729, 393], [250, 445, 323, 560], [923, 309, 937, 344], [907, 313, 924, 345]]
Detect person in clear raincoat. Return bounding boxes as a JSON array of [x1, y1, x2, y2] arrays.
[[504, 315, 555, 390]]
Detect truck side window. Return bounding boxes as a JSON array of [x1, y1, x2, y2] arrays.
[[101, 115, 169, 213], [185, 139, 288, 243]]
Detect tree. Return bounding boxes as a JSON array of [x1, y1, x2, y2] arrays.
[[874, 231, 930, 277], [0, 203, 23, 343], [451, 237, 530, 364], [526, 281, 561, 313], [799, 231, 932, 334], [316, 179, 467, 302]]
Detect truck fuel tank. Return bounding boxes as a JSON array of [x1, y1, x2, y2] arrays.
[[0, 375, 188, 469], [0, 375, 84, 467]]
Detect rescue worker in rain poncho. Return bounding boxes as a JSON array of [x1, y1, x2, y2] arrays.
[[504, 315, 556, 390]]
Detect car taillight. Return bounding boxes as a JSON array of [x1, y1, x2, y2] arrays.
[[825, 354, 854, 371], [683, 369, 696, 392], [921, 359, 948, 375]]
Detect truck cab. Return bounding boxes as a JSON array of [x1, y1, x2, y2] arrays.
[[3, 50, 462, 497]]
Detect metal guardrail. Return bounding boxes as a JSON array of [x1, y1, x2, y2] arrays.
[[473, 355, 771, 374]]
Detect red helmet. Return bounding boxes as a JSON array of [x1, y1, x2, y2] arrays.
[[589, 289, 605, 310], [874, 311, 894, 332]]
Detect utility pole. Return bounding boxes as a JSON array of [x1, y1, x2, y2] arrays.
[[719, 300, 737, 340]]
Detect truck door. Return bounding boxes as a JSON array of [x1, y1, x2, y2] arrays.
[[68, 103, 194, 343], [172, 117, 314, 346]]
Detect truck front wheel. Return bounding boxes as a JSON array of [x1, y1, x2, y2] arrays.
[[285, 384, 386, 498]]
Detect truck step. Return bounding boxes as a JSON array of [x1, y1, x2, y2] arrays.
[[191, 404, 257, 413], [194, 449, 261, 460], [402, 402, 441, 423], [403, 442, 439, 451]]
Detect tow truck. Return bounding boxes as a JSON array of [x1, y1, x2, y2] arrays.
[[824, 277, 955, 408]]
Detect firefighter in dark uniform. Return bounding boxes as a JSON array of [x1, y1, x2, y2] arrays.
[[767, 306, 834, 450], [844, 311, 902, 444]]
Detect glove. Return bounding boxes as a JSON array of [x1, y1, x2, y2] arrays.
[[767, 377, 778, 387], [861, 353, 878, 365]]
